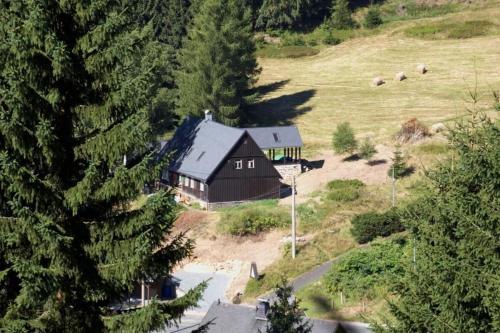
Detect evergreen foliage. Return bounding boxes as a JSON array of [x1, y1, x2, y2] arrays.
[[256, 0, 311, 30], [332, 122, 358, 155], [388, 145, 408, 179], [350, 209, 404, 244], [383, 107, 500, 332], [177, 0, 259, 126], [324, 239, 407, 300], [330, 0, 356, 29], [358, 137, 377, 160], [263, 280, 312, 333], [0, 1, 201, 331], [364, 7, 383, 29]]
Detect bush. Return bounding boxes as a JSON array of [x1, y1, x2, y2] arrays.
[[323, 239, 407, 300], [326, 179, 364, 202], [358, 137, 377, 160], [396, 118, 429, 143], [323, 32, 341, 45], [218, 201, 289, 236], [388, 145, 409, 179], [332, 122, 358, 155], [282, 34, 306, 46], [350, 208, 404, 244], [364, 7, 383, 29]]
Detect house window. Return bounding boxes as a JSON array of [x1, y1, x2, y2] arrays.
[[272, 132, 280, 143], [200, 183, 205, 192], [248, 159, 255, 169], [190, 179, 195, 188], [184, 177, 189, 187], [235, 160, 242, 169]]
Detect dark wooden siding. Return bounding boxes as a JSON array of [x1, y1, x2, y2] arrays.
[[207, 133, 281, 203], [170, 172, 208, 201]]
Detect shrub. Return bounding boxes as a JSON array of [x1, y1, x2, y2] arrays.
[[332, 122, 358, 155], [326, 179, 364, 202], [281, 34, 306, 46], [323, 32, 341, 45], [493, 91, 500, 111], [218, 201, 289, 236], [350, 208, 404, 244], [395, 118, 429, 143], [327, 179, 364, 190], [364, 7, 383, 29], [323, 239, 407, 300], [358, 137, 377, 160]]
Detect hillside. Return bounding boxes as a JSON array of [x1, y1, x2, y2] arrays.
[[250, 5, 500, 156]]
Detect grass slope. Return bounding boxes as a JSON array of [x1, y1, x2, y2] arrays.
[[249, 6, 500, 156]]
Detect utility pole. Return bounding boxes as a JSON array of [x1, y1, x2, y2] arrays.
[[392, 166, 396, 207], [291, 176, 296, 259]]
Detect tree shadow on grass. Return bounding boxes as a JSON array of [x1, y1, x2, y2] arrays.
[[306, 294, 347, 321], [248, 79, 290, 99], [245, 88, 316, 126]]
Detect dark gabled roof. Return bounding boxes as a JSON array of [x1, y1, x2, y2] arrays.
[[199, 302, 342, 333], [160, 117, 303, 181], [244, 126, 303, 149], [160, 117, 244, 182]]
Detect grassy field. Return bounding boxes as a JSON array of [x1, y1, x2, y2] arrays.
[[248, 6, 500, 157]]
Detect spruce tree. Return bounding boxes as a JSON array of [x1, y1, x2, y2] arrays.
[[0, 1, 202, 331], [256, 0, 311, 30], [331, 0, 355, 29], [383, 108, 500, 332], [264, 281, 312, 333], [176, 0, 259, 126], [388, 145, 407, 179]]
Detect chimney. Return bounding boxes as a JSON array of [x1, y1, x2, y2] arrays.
[[255, 299, 270, 321], [204, 109, 213, 121]]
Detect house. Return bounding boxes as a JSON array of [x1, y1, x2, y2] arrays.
[[195, 300, 354, 333], [159, 111, 303, 209]]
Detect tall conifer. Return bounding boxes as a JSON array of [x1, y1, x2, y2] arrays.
[[176, 0, 259, 126], [382, 108, 500, 332], [0, 1, 202, 331]]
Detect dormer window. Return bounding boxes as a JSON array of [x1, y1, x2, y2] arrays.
[[235, 160, 242, 170]]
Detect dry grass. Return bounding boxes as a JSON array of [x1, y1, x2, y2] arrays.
[[249, 6, 500, 157]]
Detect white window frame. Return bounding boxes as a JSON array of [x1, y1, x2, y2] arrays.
[[190, 178, 195, 189], [200, 183, 205, 192], [235, 160, 243, 170], [184, 177, 189, 187], [248, 159, 255, 169]]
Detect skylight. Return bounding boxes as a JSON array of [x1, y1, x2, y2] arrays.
[[272, 132, 280, 143], [196, 151, 205, 161]]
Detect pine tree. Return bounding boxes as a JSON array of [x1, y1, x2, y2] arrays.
[[388, 145, 407, 179], [358, 137, 377, 161], [264, 280, 312, 333], [330, 0, 355, 29], [0, 1, 202, 331], [382, 108, 500, 332], [176, 0, 259, 126], [256, 0, 311, 30], [332, 122, 358, 155]]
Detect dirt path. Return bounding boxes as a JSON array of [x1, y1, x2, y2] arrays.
[[281, 145, 393, 205]]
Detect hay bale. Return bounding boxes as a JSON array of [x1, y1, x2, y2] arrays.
[[372, 77, 385, 86], [431, 122, 446, 134], [417, 64, 427, 74], [395, 72, 406, 81]]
